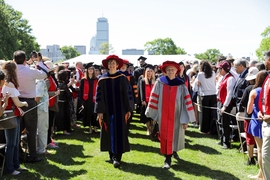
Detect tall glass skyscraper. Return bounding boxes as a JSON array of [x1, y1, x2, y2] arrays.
[[89, 17, 109, 54]]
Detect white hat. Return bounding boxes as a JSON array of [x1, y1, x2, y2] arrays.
[[44, 61, 56, 71], [245, 67, 259, 81]]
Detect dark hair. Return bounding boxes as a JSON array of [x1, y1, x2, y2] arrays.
[[2, 61, 19, 88], [200, 60, 213, 78], [217, 56, 226, 62], [255, 62, 266, 71], [178, 61, 187, 75], [58, 70, 68, 82], [264, 50, 270, 58], [0, 70, 5, 81], [108, 59, 119, 65], [84, 66, 97, 79], [253, 70, 268, 89], [37, 52, 42, 59], [13, 50, 26, 64], [68, 66, 76, 71], [185, 64, 191, 71], [57, 65, 65, 73]]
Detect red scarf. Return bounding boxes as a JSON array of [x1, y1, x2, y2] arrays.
[[83, 79, 97, 102], [145, 83, 153, 102], [48, 76, 57, 108]]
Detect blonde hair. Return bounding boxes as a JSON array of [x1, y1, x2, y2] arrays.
[[144, 68, 155, 85]]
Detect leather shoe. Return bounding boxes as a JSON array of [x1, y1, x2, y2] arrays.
[[113, 160, 121, 168], [27, 157, 43, 163]]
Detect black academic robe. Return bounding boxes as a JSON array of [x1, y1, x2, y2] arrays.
[[55, 81, 72, 131], [95, 72, 133, 154], [119, 71, 138, 104], [138, 78, 154, 124], [79, 78, 98, 127]]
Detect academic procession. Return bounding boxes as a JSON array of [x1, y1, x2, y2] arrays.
[[1, 50, 270, 180]]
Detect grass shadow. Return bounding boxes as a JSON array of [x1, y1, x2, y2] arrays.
[[120, 162, 182, 180], [130, 143, 160, 153], [54, 127, 96, 143], [49, 143, 92, 165], [20, 158, 87, 179], [185, 143, 221, 155], [171, 158, 240, 180], [185, 129, 218, 140]]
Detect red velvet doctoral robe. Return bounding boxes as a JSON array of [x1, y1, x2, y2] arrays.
[[145, 76, 195, 155]]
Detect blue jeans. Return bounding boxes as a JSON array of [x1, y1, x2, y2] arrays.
[[4, 117, 20, 173]]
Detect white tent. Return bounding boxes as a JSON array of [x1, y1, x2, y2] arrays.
[[62, 54, 200, 67]]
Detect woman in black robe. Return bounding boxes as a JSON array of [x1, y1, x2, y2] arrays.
[[95, 55, 133, 168], [55, 70, 72, 135], [79, 63, 98, 133], [138, 64, 156, 135]]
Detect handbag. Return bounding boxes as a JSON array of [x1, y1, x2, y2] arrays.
[[0, 110, 18, 130]]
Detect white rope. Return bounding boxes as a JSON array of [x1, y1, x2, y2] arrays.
[[0, 94, 58, 123], [194, 102, 258, 121]]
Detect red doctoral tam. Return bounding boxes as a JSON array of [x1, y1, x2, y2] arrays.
[[102, 55, 123, 70], [161, 61, 180, 74]]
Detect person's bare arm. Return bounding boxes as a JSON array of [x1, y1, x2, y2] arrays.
[[0, 93, 10, 116]]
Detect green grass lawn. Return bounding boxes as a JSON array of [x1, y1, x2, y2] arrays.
[[3, 113, 258, 180]]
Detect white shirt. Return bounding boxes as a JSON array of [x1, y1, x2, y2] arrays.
[[17, 64, 47, 98], [197, 71, 216, 96], [230, 68, 239, 81], [1, 83, 20, 97]]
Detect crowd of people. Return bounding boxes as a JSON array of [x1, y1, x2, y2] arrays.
[[0, 50, 270, 179]]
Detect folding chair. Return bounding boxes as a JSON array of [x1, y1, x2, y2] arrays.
[[0, 144, 6, 177]]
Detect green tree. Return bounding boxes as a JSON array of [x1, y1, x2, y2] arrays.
[[99, 42, 114, 55], [194, 49, 223, 62], [144, 38, 187, 55], [60, 46, 80, 60], [256, 26, 270, 60], [0, 0, 39, 59]]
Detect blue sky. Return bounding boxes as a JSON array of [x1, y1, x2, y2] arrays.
[[5, 0, 270, 58]]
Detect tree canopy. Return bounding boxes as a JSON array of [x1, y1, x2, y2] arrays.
[[194, 49, 223, 63], [0, 0, 39, 60], [99, 42, 114, 55], [144, 38, 186, 55], [256, 26, 270, 60], [60, 46, 80, 60]]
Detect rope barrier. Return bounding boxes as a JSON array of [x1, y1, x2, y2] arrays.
[[194, 102, 258, 121], [0, 94, 59, 123]]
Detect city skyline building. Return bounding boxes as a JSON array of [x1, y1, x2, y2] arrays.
[[74, 45, 86, 55], [122, 48, 144, 55], [40, 44, 63, 62], [89, 17, 109, 54]]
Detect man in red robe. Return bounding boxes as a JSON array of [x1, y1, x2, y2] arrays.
[[145, 61, 195, 169]]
